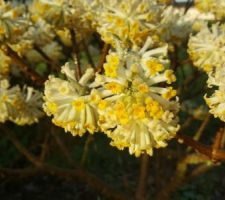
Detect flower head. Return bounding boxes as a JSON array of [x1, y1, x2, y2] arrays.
[[90, 0, 163, 48], [43, 62, 99, 136], [195, 0, 225, 20], [188, 23, 225, 72], [205, 65, 225, 121], [90, 37, 179, 156]]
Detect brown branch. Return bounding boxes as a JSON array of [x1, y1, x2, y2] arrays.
[[2, 45, 45, 85], [156, 153, 211, 200], [81, 135, 93, 166], [40, 131, 50, 162], [0, 165, 128, 200], [193, 113, 211, 141], [176, 131, 225, 161], [96, 43, 110, 73], [135, 153, 150, 200], [50, 125, 76, 166], [70, 29, 82, 79], [187, 113, 211, 151], [33, 44, 52, 63], [0, 125, 128, 200]]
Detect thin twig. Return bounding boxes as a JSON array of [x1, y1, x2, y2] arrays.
[[81, 135, 94, 166], [0, 166, 128, 200], [176, 132, 225, 161], [40, 131, 50, 162], [50, 125, 76, 166], [135, 153, 150, 200], [96, 43, 110, 73], [156, 153, 211, 200], [2, 45, 45, 85], [187, 113, 211, 151], [0, 125, 129, 200], [70, 29, 82, 79], [33, 44, 59, 72]]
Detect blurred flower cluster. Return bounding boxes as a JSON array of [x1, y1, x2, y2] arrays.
[[188, 1, 225, 122], [0, 75, 43, 125]]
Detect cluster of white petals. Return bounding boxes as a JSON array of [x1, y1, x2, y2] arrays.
[[205, 66, 225, 122], [43, 63, 99, 136], [188, 23, 225, 72], [0, 0, 28, 42], [195, 0, 225, 20], [89, 0, 164, 48], [43, 37, 180, 156], [159, 6, 207, 46], [30, 0, 94, 40], [0, 76, 43, 125], [90, 38, 179, 156]]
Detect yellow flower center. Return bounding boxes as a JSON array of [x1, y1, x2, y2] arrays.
[[72, 99, 85, 111], [132, 104, 146, 119], [162, 87, 177, 100], [145, 60, 164, 75], [46, 102, 58, 114], [104, 82, 123, 94], [104, 63, 118, 78]]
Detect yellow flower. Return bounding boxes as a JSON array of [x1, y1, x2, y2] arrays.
[[104, 82, 124, 94], [145, 60, 164, 75]]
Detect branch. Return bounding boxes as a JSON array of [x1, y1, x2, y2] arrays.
[[156, 153, 211, 200], [96, 43, 110, 73], [0, 125, 129, 200], [135, 153, 150, 200], [70, 29, 82, 79], [0, 166, 128, 200], [187, 113, 211, 151], [50, 125, 76, 166], [81, 135, 93, 166], [176, 129, 225, 161], [2, 45, 45, 85]]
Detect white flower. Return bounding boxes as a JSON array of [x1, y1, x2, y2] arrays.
[[90, 38, 180, 156], [0, 77, 20, 123], [188, 23, 225, 72], [205, 65, 225, 122], [159, 7, 206, 45], [195, 0, 225, 20], [0, 75, 44, 125], [90, 0, 163, 48], [8, 86, 44, 125], [43, 62, 99, 136]]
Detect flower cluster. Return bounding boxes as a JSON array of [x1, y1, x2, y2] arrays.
[[0, 48, 11, 76], [43, 62, 99, 136], [92, 38, 179, 156], [159, 6, 205, 46], [188, 23, 225, 72], [187, 6, 225, 122], [0, 76, 43, 125], [0, 0, 28, 43], [30, 0, 94, 41], [43, 37, 180, 156], [205, 66, 225, 122], [195, 0, 225, 20], [90, 0, 164, 48]]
